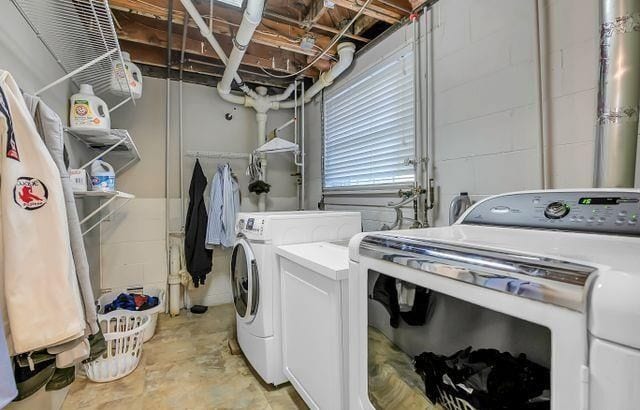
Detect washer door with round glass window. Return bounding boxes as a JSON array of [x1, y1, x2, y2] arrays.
[[231, 237, 259, 322]]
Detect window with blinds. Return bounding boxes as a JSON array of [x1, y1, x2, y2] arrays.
[[323, 48, 415, 190]]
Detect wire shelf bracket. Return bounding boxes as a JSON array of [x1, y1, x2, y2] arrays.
[[11, 0, 136, 108], [74, 190, 135, 236], [66, 128, 141, 175]]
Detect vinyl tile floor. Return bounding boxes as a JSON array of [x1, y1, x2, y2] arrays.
[[63, 304, 308, 410]]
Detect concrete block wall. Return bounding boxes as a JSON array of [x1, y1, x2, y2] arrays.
[[305, 0, 608, 229], [431, 0, 599, 224]]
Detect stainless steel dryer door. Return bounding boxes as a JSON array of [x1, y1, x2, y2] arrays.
[[231, 237, 259, 322]]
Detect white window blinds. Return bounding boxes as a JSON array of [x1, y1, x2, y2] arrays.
[[323, 48, 415, 190]]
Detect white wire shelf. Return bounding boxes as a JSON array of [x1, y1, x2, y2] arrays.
[[11, 0, 135, 110], [66, 128, 141, 175], [74, 190, 135, 236]]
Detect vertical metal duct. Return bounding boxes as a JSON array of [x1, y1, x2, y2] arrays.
[[594, 0, 640, 187]]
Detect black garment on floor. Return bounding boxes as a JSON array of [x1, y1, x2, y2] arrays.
[[372, 273, 431, 328], [414, 347, 550, 410], [185, 159, 212, 287]]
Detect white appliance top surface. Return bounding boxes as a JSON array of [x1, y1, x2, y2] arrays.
[[276, 242, 350, 281], [354, 224, 640, 272], [238, 211, 360, 219]]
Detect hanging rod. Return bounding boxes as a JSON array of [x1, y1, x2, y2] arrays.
[[186, 150, 251, 159]]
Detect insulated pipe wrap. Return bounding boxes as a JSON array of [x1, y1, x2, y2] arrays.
[[594, 0, 640, 187]]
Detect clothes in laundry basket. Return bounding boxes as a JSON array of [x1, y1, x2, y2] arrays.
[[414, 347, 550, 410], [103, 293, 159, 313]]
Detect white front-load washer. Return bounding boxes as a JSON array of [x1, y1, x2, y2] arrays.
[[231, 211, 361, 385]]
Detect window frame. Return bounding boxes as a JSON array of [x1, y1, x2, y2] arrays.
[[321, 44, 417, 193]]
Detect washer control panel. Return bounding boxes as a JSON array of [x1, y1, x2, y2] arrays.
[[237, 216, 265, 236], [462, 191, 640, 235]]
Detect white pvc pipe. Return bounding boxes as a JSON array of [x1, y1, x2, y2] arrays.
[[168, 245, 181, 316], [257, 112, 268, 211], [219, 0, 265, 94], [180, 0, 240, 86], [268, 83, 296, 102], [279, 42, 355, 108]]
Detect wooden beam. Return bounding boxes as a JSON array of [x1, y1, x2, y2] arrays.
[[303, 0, 328, 28], [262, 10, 369, 43], [331, 0, 403, 24], [122, 40, 293, 89], [353, 15, 379, 35], [109, 0, 337, 58], [114, 12, 322, 76]]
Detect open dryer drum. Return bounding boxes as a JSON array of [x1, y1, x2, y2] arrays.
[[231, 236, 259, 321]]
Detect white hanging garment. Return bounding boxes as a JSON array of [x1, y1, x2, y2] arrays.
[[0, 71, 85, 354], [206, 164, 240, 248]]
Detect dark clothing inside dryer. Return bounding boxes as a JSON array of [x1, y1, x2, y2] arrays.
[[185, 159, 212, 287], [371, 273, 431, 328], [414, 347, 550, 410]]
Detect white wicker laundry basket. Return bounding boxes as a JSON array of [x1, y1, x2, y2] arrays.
[[83, 310, 150, 382], [97, 286, 165, 342]]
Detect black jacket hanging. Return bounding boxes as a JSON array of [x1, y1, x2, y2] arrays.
[[185, 159, 212, 287]]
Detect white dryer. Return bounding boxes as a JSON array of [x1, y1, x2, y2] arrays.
[[349, 189, 640, 410], [231, 211, 361, 386]]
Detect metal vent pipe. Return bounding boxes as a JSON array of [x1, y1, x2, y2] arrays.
[[594, 0, 640, 187]]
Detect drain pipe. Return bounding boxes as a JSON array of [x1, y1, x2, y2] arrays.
[[180, 0, 254, 96], [279, 43, 356, 108], [218, 0, 264, 94], [594, 0, 640, 187]]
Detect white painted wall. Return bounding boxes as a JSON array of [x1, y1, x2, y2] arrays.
[[304, 0, 617, 229], [108, 77, 298, 305]]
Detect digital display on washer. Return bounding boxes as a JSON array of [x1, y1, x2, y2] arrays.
[[578, 197, 621, 205], [246, 218, 254, 230]]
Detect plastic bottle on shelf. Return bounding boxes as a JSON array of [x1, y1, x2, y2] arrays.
[[110, 51, 143, 99], [90, 159, 116, 192], [69, 84, 111, 136]]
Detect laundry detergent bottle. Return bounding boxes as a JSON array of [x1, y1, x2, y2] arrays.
[[110, 51, 143, 99], [91, 159, 116, 192], [69, 84, 111, 136]]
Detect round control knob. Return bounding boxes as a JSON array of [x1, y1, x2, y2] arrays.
[[544, 201, 570, 219]]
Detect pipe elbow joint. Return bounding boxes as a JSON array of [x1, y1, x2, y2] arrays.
[[217, 82, 232, 96]]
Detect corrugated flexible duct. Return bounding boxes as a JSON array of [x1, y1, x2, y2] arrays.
[[594, 0, 640, 187]]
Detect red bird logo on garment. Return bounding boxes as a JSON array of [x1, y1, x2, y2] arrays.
[[13, 177, 48, 210], [19, 185, 44, 204]]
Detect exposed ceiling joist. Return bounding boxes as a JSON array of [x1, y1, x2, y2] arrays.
[[331, 0, 402, 24], [303, 0, 328, 28], [353, 15, 379, 35], [123, 40, 293, 89], [109, 0, 337, 59], [262, 10, 369, 43], [114, 12, 324, 76]]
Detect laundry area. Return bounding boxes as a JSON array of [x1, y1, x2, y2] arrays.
[[1, 0, 640, 409]]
